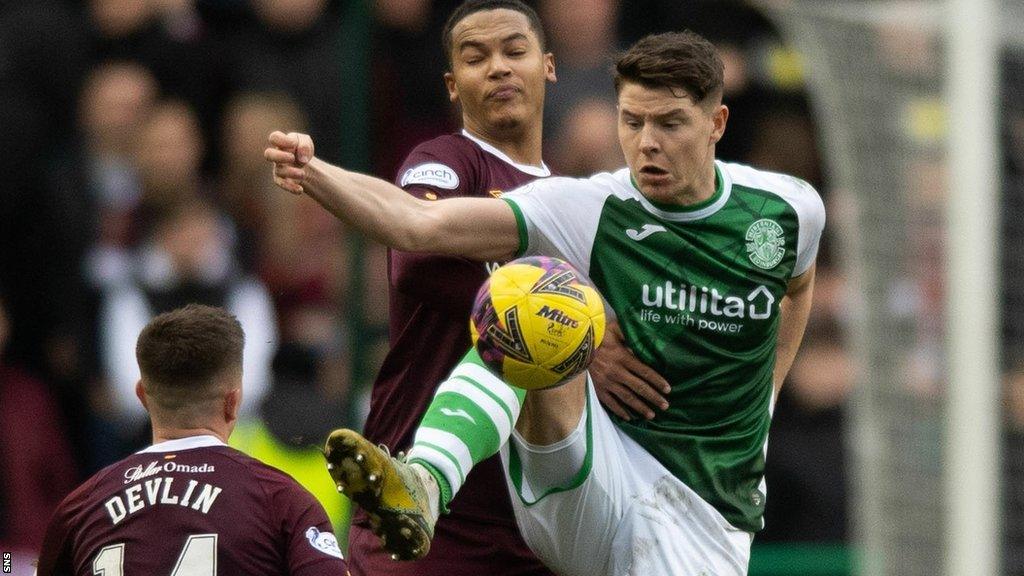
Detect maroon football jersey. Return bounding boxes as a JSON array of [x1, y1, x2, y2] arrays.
[[350, 132, 555, 576], [36, 436, 349, 576]]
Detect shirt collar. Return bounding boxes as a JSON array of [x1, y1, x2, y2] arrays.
[[138, 435, 227, 454], [624, 161, 732, 222], [461, 129, 551, 177]]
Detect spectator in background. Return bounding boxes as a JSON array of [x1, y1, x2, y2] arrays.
[[220, 92, 310, 258], [97, 199, 277, 457], [134, 100, 210, 221], [224, 0, 359, 166], [219, 92, 351, 314], [550, 98, 623, 176], [0, 0, 93, 418], [760, 317, 852, 544], [745, 94, 823, 190], [0, 293, 77, 558], [231, 343, 353, 538], [371, 0, 462, 178], [88, 0, 227, 170], [43, 64, 162, 472], [218, 92, 355, 376], [538, 0, 619, 146], [1003, 359, 1024, 575], [71, 62, 160, 287]]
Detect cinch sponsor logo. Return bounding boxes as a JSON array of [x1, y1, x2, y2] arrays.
[[412, 168, 450, 180], [640, 282, 775, 320], [400, 162, 460, 189], [536, 305, 580, 328], [124, 461, 216, 484]]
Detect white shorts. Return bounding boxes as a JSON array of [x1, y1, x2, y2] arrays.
[[499, 381, 752, 576]]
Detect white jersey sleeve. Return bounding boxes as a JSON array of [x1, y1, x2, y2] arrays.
[[501, 171, 621, 276], [723, 162, 826, 277], [783, 179, 826, 277]]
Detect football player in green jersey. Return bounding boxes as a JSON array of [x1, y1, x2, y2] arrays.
[[266, 30, 823, 576]]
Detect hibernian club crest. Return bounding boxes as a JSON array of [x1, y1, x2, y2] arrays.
[[745, 219, 785, 269]]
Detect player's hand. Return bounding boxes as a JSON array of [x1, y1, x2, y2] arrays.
[[265, 131, 315, 195], [590, 321, 670, 421]]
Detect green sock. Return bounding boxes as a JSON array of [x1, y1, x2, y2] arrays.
[[406, 347, 526, 512]]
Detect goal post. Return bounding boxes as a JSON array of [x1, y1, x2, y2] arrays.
[[944, 0, 1000, 574], [755, 1, 1003, 574]]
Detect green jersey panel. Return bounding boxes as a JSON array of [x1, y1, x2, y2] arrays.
[[503, 161, 825, 533]]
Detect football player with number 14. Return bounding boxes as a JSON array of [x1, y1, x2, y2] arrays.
[[35, 305, 350, 576]]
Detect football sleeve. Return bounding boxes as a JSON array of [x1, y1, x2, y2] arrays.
[[792, 181, 826, 277], [390, 141, 491, 312], [34, 504, 74, 576], [501, 175, 613, 278], [276, 481, 350, 576], [770, 175, 826, 277], [395, 140, 480, 202]]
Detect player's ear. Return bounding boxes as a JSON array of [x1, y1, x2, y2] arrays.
[[223, 387, 241, 425], [444, 71, 460, 104], [135, 380, 149, 412], [544, 52, 557, 83], [710, 104, 728, 144]]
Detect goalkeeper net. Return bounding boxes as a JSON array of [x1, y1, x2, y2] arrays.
[[757, 1, 1021, 574]]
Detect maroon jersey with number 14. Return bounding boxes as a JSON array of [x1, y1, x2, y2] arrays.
[[348, 131, 556, 576], [36, 436, 350, 576]]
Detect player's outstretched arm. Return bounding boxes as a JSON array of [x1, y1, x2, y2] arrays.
[[773, 263, 816, 394], [265, 131, 520, 261]]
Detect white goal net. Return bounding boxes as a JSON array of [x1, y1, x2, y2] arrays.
[[756, 1, 1022, 575]]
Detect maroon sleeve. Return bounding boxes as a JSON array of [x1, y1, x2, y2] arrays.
[[35, 496, 75, 576], [270, 477, 350, 576], [391, 137, 492, 312], [394, 137, 480, 201]]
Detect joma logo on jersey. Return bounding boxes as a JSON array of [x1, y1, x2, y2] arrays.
[[536, 305, 580, 328], [641, 282, 775, 320]]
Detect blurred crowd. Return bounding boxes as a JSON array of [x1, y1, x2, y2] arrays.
[[1002, 46, 1024, 576], [0, 0, 853, 570]]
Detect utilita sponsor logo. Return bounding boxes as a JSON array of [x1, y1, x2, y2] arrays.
[[124, 461, 216, 484], [640, 282, 775, 320]]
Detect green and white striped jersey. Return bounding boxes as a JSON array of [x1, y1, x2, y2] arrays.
[[502, 160, 825, 532]]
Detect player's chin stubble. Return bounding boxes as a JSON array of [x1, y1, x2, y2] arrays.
[[489, 107, 523, 132]]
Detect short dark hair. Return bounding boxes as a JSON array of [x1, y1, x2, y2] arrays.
[[442, 0, 546, 70], [136, 304, 244, 410], [613, 31, 724, 106]]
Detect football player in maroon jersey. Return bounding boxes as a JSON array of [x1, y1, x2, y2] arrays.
[[267, 2, 669, 574], [36, 305, 350, 576]]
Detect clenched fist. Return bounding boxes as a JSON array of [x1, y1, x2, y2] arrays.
[[264, 131, 316, 194]]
